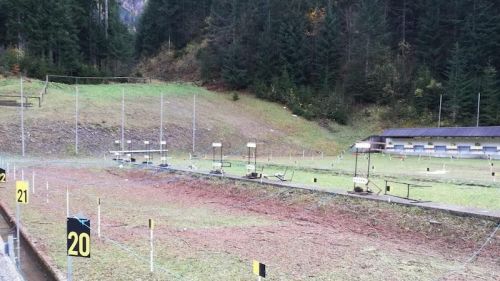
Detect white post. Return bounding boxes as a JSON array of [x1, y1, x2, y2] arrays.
[[20, 75, 25, 157], [46, 181, 49, 204], [121, 88, 125, 151], [476, 92, 481, 127], [32, 170, 35, 194], [13, 165, 16, 180], [192, 94, 196, 154], [98, 198, 101, 238], [16, 202, 21, 269], [67, 256, 73, 281], [66, 187, 69, 217], [438, 94, 442, 128], [21, 169, 24, 180], [160, 93, 164, 152], [149, 219, 154, 273], [75, 86, 79, 155]]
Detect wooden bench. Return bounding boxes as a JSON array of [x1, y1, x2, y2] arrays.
[[0, 95, 41, 107]]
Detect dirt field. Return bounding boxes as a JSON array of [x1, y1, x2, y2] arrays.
[[0, 163, 499, 280]]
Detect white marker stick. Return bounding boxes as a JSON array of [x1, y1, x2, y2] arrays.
[[98, 198, 101, 238], [149, 219, 154, 273], [66, 187, 69, 217], [32, 170, 35, 194], [46, 181, 49, 204]]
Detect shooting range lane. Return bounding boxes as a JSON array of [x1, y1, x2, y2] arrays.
[[0, 163, 498, 280]]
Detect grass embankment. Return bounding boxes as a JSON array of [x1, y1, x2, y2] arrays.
[[0, 77, 378, 156]]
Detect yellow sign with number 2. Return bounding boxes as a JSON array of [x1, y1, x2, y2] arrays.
[[16, 181, 29, 204]]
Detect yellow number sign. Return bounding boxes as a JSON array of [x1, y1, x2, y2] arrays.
[[0, 168, 6, 182], [67, 217, 91, 258], [16, 181, 29, 204], [253, 260, 266, 278]]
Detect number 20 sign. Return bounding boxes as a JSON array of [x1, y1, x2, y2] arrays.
[[67, 217, 91, 258], [0, 168, 6, 183], [16, 181, 29, 204]]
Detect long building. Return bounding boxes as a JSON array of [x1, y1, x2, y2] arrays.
[[380, 126, 500, 159]]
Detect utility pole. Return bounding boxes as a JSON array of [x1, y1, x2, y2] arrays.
[[20, 75, 25, 157], [192, 94, 196, 154], [438, 94, 442, 128], [476, 92, 481, 127], [121, 89, 125, 151], [160, 93, 164, 150], [75, 87, 79, 155]]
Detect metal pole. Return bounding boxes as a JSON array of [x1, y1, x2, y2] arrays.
[[16, 202, 21, 270], [354, 148, 358, 177], [121, 88, 125, 151], [98, 198, 101, 238], [476, 92, 481, 127], [75, 86, 79, 155], [32, 170, 35, 194], [160, 93, 164, 153], [150, 224, 154, 272], [367, 151, 371, 179], [46, 181, 49, 204], [254, 146, 257, 173], [66, 187, 69, 217], [438, 94, 442, 128], [20, 76, 25, 157], [67, 256, 73, 281], [192, 94, 196, 154]]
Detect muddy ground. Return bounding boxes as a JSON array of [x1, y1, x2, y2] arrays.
[[0, 164, 498, 280]]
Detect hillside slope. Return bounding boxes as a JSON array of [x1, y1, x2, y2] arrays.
[[0, 78, 381, 157]]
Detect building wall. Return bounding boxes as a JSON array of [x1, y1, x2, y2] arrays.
[[384, 137, 500, 158]]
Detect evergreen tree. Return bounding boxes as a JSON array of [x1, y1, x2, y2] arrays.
[[444, 42, 473, 124], [479, 66, 500, 125], [315, 7, 341, 90]]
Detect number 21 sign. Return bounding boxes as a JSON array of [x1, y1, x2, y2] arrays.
[[16, 181, 29, 204]]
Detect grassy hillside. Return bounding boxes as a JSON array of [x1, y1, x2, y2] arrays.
[[0, 77, 381, 156]]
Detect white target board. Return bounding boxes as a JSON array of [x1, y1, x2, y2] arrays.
[[353, 177, 368, 185]]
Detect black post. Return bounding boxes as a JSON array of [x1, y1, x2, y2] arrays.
[[384, 180, 387, 195], [406, 184, 410, 199]]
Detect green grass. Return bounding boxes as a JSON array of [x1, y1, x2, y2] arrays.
[[0, 77, 379, 155], [168, 154, 500, 211]]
